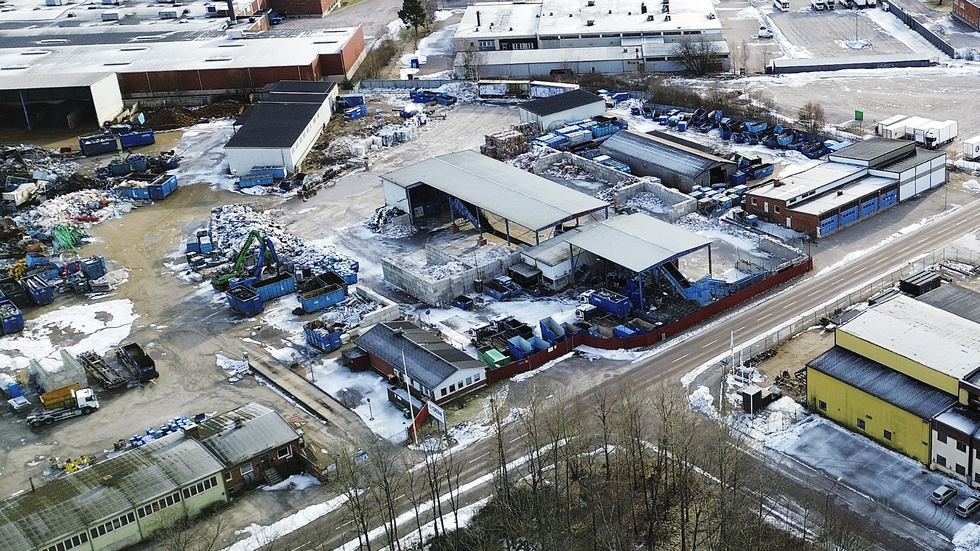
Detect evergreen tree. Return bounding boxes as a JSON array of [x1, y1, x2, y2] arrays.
[[398, 0, 428, 45]]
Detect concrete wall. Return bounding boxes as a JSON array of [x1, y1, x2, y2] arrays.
[[382, 251, 522, 307], [610, 177, 698, 222], [33, 352, 87, 393], [353, 285, 401, 332]]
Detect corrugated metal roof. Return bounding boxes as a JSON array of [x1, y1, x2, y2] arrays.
[[225, 102, 325, 150], [750, 162, 867, 202], [264, 81, 337, 94], [807, 346, 957, 420], [600, 130, 733, 179], [840, 293, 980, 381], [381, 150, 609, 231], [917, 284, 980, 325], [199, 403, 299, 467], [934, 407, 980, 440], [0, 73, 115, 91], [829, 137, 912, 163], [0, 432, 223, 550], [565, 213, 711, 273], [356, 321, 484, 390], [522, 228, 581, 266], [519, 89, 604, 117], [875, 149, 945, 173]]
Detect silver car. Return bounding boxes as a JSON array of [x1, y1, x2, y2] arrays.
[[932, 484, 958, 506], [956, 496, 980, 518]]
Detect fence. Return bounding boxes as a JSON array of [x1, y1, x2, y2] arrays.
[[357, 79, 456, 90], [730, 247, 980, 367], [886, 3, 955, 58]]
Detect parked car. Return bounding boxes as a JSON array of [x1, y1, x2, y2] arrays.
[[758, 26, 774, 39], [932, 484, 958, 506], [956, 496, 980, 518]]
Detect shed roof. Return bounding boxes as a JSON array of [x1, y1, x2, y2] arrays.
[[839, 293, 980, 382], [198, 402, 299, 467], [356, 321, 485, 391], [934, 407, 980, 441], [522, 228, 582, 266], [566, 213, 711, 273], [381, 150, 608, 231], [0, 432, 223, 551], [749, 162, 867, 202], [225, 102, 324, 150], [0, 73, 115, 91], [875, 149, 945, 173], [807, 346, 957, 420], [829, 138, 913, 164], [600, 130, 734, 179], [790, 176, 896, 216], [519, 89, 604, 117], [263, 80, 337, 94], [917, 284, 980, 325]]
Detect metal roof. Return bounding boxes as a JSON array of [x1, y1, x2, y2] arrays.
[[566, 213, 711, 273], [0, 432, 223, 551], [791, 176, 897, 216], [875, 149, 946, 173], [807, 346, 957, 420], [600, 130, 734, 179], [519, 89, 604, 117], [828, 138, 913, 164], [198, 402, 299, 467], [522, 228, 582, 266], [381, 150, 609, 231], [934, 407, 980, 441], [750, 162, 867, 202], [356, 321, 485, 391], [225, 102, 325, 150], [0, 73, 115, 91], [917, 284, 980, 325], [263, 81, 337, 94], [840, 293, 980, 381], [768, 54, 931, 70]]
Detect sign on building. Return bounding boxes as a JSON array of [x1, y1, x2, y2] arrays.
[[428, 401, 446, 424]]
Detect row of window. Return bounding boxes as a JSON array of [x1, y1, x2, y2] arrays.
[[44, 532, 88, 551], [439, 372, 482, 396], [853, 417, 893, 440], [936, 432, 969, 452], [91, 511, 136, 540], [935, 454, 968, 476], [183, 476, 219, 499], [137, 491, 182, 518]]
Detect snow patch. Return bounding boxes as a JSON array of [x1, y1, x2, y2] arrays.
[[261, 473, 320, 491]]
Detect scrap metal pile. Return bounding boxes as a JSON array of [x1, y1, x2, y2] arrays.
[[202, 204, 359, 281], [1, 145, 99, 214]]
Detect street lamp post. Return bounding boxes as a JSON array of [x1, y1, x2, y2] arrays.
[[825, 476, 843, 525]]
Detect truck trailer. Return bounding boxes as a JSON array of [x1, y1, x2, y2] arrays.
[[28, 387, 100, 427], [965, 135, 980, 161], [918, 120, 957, 149]]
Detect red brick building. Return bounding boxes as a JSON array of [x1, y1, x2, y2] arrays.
[[953, 0, 980, 31], [269, 0, 341, 16]]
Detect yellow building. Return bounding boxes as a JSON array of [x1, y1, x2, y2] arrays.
[[807, 288, 980, 485]]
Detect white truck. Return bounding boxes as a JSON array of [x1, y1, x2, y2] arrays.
[[917, 120, 957, 149], [773, 0, 790, 11], [827, 0, 836, 9], [965, 135, 980, 161], [901, 116, 932, 139], [811, 0, 826, 10], [27, 387, 100, 428]]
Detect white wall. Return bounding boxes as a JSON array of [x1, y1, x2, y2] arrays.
[[90, 74, 125, 125], [226, 148, 290, 176], [932, 429, 971, 483], [382, 180, 411, 215]]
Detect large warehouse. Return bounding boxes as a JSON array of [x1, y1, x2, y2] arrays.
[[599, 130, 736, 192], [452, 0, 729, 77], [380, 150, 610, 246], [807, 286, 980, 486], [745, 139, 946, 236]]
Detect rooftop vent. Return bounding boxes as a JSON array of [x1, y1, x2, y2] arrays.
[[586, 19, 594, 25], [393, 328, 404, 338], [21, 50, 50, 56], [234, 416, 244, 428], [587, 0, 595, 5], [102, 475, 115, 486], [646, 14, 654, 20], [120, 46, 148, 51], [837, 190, 844, 196], [641, 2, 647, 13], [103, 61, 132, 66]]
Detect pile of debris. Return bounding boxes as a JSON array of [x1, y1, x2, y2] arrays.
[[207, 204, 358, 278], [480, 129, 528, 161], [365, 206, 407, 232], [320, 293, 380, 326]]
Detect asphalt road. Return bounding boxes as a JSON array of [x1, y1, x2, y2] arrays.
[[272, 200, 980, 550]]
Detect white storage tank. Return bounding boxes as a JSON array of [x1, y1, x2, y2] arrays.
[[966, 135, 980, 161]]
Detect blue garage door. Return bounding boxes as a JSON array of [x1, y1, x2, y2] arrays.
[[880, 189, 897, 208], [860, 197, 878, 217], [819, 215, 838, 236], [840, 206, 859, 226]]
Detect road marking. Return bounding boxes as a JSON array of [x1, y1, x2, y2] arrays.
[[509, 435, 522, 444], [672, 354, 689, 363], [702, 339, 717, 348], [758, 313, 772, 321], [833, 277, 845, 284], [785, 300, 797, 307], [469, 451, 489, 463]]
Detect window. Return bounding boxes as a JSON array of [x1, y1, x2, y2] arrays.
[[818, 400, 827, 411], [974, 473, 980, 484], [241, 462, 253, 477], [466, 377, 472, 385], [225, 471, 233, 483], [883, 429, 892, 441], [957, 464, 967, 475], [751, 197, 758, 206], [441, 388, 447, 396], [478, 40, 495, 51], [91, 512, 136, 540], [958, 441, 968, 452], [277, 446, 292, 459], [44, 533, 88, 551], [938, 432, 948, 444], [937, 454, 947, 467], [474, 373, 481, 382], [856, 418, 866, 430], [183, 476, 218, 499], [774, 206, 781, 214], [449, 384, 456, 392], [137, 492, 181, 518]]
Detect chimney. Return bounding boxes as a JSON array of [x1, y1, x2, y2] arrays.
[[476, 10, 481, 27], [234, 416, 244, 429], [641, 2, 647, 13], [103, 475, 115, 486], [182, 423, 201, 440], [226, 0, 236, 24]]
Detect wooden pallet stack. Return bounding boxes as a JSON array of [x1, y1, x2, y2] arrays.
[[479, 129, 528, 160], [511, 121, 539, 139]]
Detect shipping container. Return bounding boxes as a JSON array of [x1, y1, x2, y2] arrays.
[[250, 165, 288, 179], [876, 115, 907, 136], [252, 272, 295, 302], [40, 384, 82, 410], [238, 174, 275, 188], [297, 272, 347, 313], [20, 276, 54, 306]]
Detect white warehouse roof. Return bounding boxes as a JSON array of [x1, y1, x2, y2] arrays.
[[566, 213, 711, 273]]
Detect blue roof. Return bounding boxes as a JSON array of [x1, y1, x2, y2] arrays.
[[807, 346, 957, 420]]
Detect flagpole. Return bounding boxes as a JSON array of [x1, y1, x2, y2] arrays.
[[402, 350, 419, 445]]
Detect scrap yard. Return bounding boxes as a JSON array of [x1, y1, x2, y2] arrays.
[[1, 0, 980, 546]]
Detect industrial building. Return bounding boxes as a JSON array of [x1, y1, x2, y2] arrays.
[[765, 54, 932, 75], [224, 81, 337, 175], [452, 0, 730, 78], [599, 130, 736, 192], [380, 150, 610, 246], [0, 0, 363, 128], [744, 139, 946, 236], [518, 89, 606, 132], [953, 0, 980, 31], [807, 286, 980, 487], [356, 321, 488, 405]]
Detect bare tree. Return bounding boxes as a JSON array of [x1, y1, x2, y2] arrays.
[[336, 450, 376, 551], [798, 101, 826, 135], [367, 442, 405, 551], [671, 37, 723, 76]]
